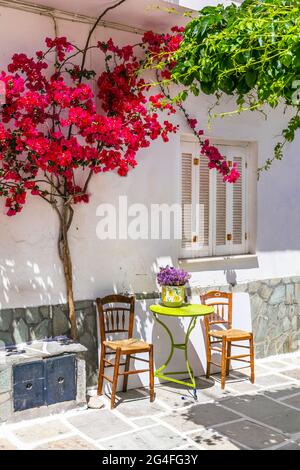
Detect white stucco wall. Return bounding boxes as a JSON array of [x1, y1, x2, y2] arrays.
[[167, 0, 242, 9], [0, 3, 298, 390], [0, 4, 300, 313]]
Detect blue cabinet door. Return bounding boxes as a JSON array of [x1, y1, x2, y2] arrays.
[[45, 355, 76, 405], [13, 361, 45, 412]]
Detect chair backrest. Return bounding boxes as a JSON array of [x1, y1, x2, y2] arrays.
[[200, 291, 233, 331], [96, 294, 135, 343]]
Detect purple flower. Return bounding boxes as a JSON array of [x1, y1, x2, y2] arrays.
[[157, 265, 191, 286]]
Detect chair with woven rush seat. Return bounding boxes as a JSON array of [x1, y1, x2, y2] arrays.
[[200, 291, 255, 390], [96, 295, 154, 409]]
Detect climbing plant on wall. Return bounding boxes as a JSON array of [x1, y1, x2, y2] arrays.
[[169, 0, 300, 172]]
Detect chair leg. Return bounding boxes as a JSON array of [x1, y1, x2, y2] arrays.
[[206, 337, 211, 379], [123, 355, 131, 392], [97, 343, 105, 396], [250, 334, 255, 384], [149, 344, 155, 402], [226, 341, 231, 376], [221, 337, 227, 390], [111, 348, 121, 409]]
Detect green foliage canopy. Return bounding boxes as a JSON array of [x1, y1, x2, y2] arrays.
[[171, 0, 300, 170]]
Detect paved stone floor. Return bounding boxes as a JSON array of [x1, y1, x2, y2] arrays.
[[1, 352, 300, 450]]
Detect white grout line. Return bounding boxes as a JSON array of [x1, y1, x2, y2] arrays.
[[1, 406, 91, 432], [22, 431, 77, 450], [96, 423, 159, 444], [1, 413, 67, 431], [59, 416, 106, 450], [186, 417, 245, 432], [150, 416, 206, 451], [266, 440, 296, 451], [109, 410, 140, 430], [0, 428, 25, 450], [277, 391, 300, 402], [260, 392, 300, 412]]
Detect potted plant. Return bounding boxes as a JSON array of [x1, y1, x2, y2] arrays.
[[157, 266, 191, 308]]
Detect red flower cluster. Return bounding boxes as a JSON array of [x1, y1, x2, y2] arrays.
[[45, 37, 73, 61], [0, 28, 239, 216], [0, 35, 179, 215], [96, 38, 178, 171], [201, 139, 240, 182], [142, 29, 183, 57]]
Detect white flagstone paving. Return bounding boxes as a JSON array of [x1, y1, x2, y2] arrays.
[[1, 352, 300, 450]]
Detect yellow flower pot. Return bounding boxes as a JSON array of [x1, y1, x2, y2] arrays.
[[161, 285, 185, 307]]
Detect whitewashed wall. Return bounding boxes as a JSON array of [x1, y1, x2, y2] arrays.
[[0, 7, 299, 301], [0, 4, 299, 388]]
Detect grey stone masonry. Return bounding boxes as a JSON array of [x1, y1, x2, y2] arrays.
[[0, 301, 98, 387], [193, 276, 300, 359], [0, 276, 300, 387]]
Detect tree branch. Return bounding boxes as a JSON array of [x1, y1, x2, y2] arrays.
[[79, 0, 127, 81], [83, 169, 93, 194]]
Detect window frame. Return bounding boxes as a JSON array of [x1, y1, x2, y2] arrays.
[[180, 135, 255, 260]]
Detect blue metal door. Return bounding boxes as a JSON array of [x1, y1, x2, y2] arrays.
[[13, 361, 45, 412], [45, 355, 76, 405]]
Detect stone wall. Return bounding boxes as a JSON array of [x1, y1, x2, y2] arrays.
[[1, 276, 300, 387], [193, 276, 300, 358], [247, 277, 300, 357], [0, 300, 98, 387]]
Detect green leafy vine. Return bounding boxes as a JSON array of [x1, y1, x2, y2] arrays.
[[169, 0, 300, 174]]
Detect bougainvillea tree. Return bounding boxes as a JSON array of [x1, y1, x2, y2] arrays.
[[0, 4, 238, 339]]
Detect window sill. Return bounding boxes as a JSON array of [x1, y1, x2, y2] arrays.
[[178, 254, 259, 271]]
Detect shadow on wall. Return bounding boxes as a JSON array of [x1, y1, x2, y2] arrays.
[[257, 132, 300, 252], [0, 256, 66, 310]]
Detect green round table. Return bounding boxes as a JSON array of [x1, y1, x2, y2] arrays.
[[150, 303, 214, 396]]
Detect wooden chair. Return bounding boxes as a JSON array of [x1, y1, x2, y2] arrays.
[[200, 291, 255, 390], [96, 294, 154, 409]]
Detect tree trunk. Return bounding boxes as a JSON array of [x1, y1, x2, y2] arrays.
[[57, 203, 77, 340]]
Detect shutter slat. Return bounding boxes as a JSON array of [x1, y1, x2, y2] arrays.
[[233, 156, 243, 245], [199, 156, 210, 247], [181, 153, 192, 249], [216, 171, 227, 246]]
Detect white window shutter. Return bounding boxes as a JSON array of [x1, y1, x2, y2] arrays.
[[181, 140, 212, 257], [198, 154, 210, 249], [232, 156, 243, 245], [231, 149, 247, 254], [213, 144, 231, 256], [180, 138, 249, 259], [215, 169, 227, 247], [181, 151, 193, 250]]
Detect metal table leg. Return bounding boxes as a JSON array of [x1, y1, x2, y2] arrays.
[[153, 313, 198, 390]]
